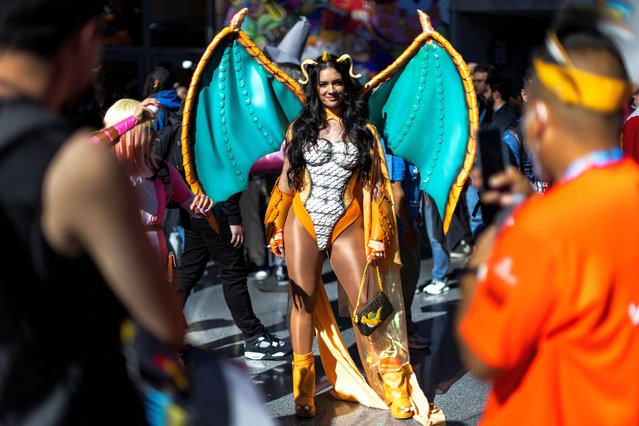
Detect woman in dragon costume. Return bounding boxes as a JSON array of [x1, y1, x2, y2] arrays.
[[266, 51, 421, 419], [181, 8, 477, 424]]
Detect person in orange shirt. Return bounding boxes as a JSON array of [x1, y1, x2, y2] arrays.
[[457, 4, 639, 425]]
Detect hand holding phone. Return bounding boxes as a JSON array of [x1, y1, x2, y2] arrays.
[[477, 128, 508, 191], [477, 128, 535, 212]]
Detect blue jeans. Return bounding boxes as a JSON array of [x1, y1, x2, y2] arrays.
[[465, 186, 483, 238], [423, 194, 449, 281]]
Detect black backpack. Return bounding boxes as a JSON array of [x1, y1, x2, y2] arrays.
[[155, 100, 184, 174]]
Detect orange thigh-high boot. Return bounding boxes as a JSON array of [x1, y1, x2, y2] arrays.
[[379, 357, 415, 419], [292, 351, 316, 417]]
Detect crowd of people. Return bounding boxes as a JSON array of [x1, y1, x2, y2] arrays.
[[1, 0, 638, 425]]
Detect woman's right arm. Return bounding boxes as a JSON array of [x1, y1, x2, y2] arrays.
[[89, 98, 159, 145]]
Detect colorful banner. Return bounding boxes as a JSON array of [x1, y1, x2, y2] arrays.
[[225, 0, 448, 75]]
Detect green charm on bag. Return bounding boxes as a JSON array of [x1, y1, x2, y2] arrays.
[[352, 261, 394, 336]]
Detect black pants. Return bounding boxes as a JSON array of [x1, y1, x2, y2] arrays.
[[178, 212, 266, 340], [444, 190, 473, 250], [239, 176, 271, 269], [398, 227, 419, 334]]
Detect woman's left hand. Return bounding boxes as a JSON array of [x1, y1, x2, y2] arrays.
[[367, 239, 385, 261], [134, 98, 161, 123], [190, 194, 213, 217], [229, 224, 244, 248], [268, 229, 285, 259]]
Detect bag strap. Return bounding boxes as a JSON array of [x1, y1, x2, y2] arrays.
[[352, 259, 384, 319], [167, 252, 177, 290], [154, 159, 175, 201]]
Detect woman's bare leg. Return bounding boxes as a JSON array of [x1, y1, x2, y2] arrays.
[[284, 214, 324, 354], [328, 217, 373, 308]]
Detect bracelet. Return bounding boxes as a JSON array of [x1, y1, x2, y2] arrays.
[[89, 115, 139, 145]]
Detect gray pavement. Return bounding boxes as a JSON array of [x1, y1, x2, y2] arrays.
[[184, 255, 488, 425]]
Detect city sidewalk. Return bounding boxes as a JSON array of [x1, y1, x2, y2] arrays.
[[184, 255, 487, 425]]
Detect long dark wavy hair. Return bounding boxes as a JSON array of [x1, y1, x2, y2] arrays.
[[287, 54, 375, 190]]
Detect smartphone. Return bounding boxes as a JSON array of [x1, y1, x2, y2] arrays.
[[477, 128, 508, 190]]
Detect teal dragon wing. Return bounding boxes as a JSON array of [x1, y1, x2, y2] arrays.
[[181, 9, 304, 203], [362, 11, 478, 233]]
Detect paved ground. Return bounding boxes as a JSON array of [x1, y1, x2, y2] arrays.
[[184, 253, 488, 425]]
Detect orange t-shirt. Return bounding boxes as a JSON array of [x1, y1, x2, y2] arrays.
[[460, 159, 639, 425]]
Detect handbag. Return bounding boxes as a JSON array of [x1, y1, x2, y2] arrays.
[[352, 261, 394, 336]]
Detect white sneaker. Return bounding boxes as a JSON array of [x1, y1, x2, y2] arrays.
[[423, 279, 450, 295], [450, 240, 472, 259], [254, 270, 269, 280]]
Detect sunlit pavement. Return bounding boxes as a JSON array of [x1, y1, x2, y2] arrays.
[[184, 255, 488, 425]]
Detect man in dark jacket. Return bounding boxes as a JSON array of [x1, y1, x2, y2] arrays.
[[485, 76, 519, 134]]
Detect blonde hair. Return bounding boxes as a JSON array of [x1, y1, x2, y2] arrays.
[[104, 98, 158, 176]]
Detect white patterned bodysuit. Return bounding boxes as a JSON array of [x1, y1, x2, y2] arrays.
[[303, 138, 359, 250]]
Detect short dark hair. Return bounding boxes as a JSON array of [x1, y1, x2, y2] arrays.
[[0, 0, 103, 57], [472, 63, 497, 77], [142, 66, 174, 97], [548, 2, 625, 79], [530, 32, 627, 130], [486, 76, 513, 101]]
